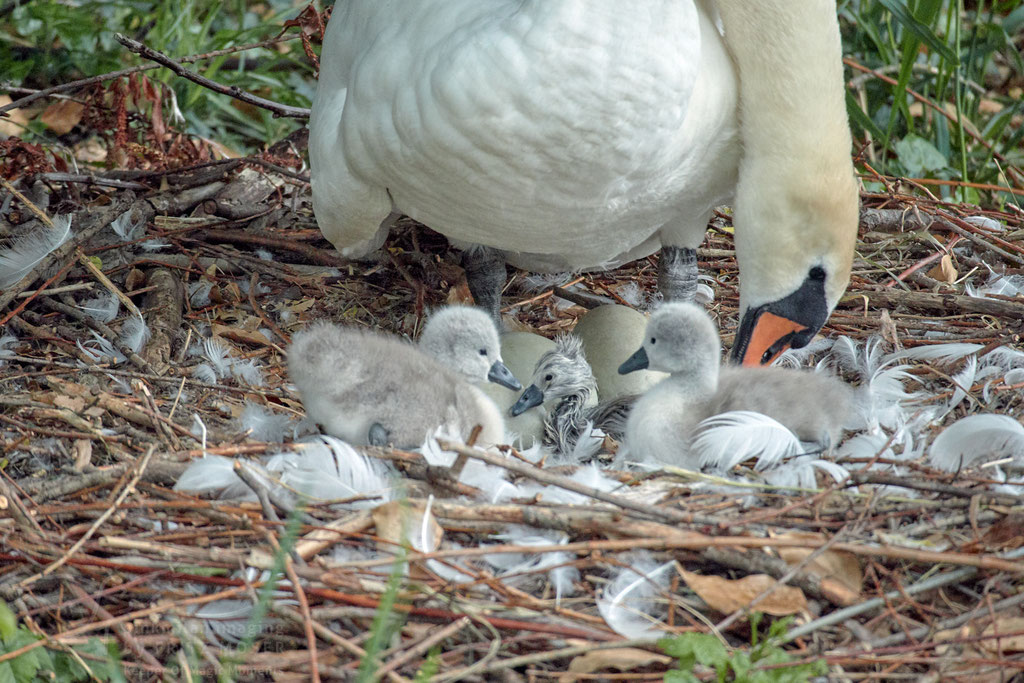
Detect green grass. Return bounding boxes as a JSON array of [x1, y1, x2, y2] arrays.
[[840, 0, 1024, 206]]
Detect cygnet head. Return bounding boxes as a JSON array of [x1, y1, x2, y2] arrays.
[[618, 303, 721, 379], [419, 306, 521, 390], [509, 334, 596, 416]]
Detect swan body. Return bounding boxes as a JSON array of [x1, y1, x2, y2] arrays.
[[620, 302, 854, 468], [288, 307, 518, 448], [572, 305, 668, 401], [310, 0, 858, 364]]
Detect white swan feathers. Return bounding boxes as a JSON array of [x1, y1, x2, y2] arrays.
[[620, 302, 854, 468], [288, 306, 520, 449], [309, 0, 858, 367]]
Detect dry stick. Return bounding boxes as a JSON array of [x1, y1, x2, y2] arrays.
[[0, 35, 298, 116], [784, 546, 1024, 645], [435, 439, 722, 527], [866, 591, 1024, 650], [114, 34, 310, 119], [0, 586, 251, 666], [19, 447, 154, 586], [67, 583, 165, 672], [75, 246, 144, 319], [435, 638, 660, 679], [373, 617, 471, 681], [282, 556, 320, 683], [274, 606, 411, 683]]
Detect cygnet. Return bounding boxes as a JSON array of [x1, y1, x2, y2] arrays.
[[510, 334, 631, 456], [619, 302, 853, 468], [479, 331, 556, 449], [288, 306, 521, 449], [572, 305, 668, 401]]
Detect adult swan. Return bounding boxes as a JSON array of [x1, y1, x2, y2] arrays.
[[308, 0, 858, 366]]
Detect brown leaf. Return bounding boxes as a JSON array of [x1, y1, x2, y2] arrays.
[[926, 253, 958, 284], [372, 500, 442, 554], [977, 514, 1024, 551], [773, 532, 863, 600], [53, 395, 87, 413], [980, 617, 1024, 653], [39, 99, 85, 135], [680, 570, 806, 616], [560, 648, 671, 681], [0, 96, 32, 137]]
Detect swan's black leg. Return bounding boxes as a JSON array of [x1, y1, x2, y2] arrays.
[[461, 245, 506, 323], [368, 423, 390, 447], [658, 246, 698, 302]]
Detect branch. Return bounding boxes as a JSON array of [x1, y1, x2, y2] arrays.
[[114, 34, 310, 119]]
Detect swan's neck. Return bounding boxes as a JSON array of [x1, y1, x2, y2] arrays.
[[715, 0, 850, 165], [714, 0, 858, 310]]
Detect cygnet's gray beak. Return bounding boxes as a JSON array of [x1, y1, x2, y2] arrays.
[[509, 384, 543, 417], [618, 347, 649, 374], [488, 360, 522, 391]]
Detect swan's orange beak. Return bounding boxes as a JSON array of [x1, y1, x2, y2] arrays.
[[735, 312, 808, 366]]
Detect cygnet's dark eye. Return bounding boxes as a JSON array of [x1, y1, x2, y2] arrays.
[[478, 348, 487, 356], [650, 337, 656, 344], [544, 373, 553, 382]]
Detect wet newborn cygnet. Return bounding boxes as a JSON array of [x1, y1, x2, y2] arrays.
[[510, 334, 632, 456], [288, 306, 521, 448], [619, 302, 854, 468]]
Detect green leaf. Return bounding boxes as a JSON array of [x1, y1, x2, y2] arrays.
[[0, 604, 16, 643], [894, 134, 949, 176], [877, 0, 958, 62], [0, 661, 16, 683], [690, 634, 728, 668]]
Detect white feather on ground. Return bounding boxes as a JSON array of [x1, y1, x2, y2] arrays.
[[119, 313, 151, 355], [929, 414, 1024, 472], [692, 411, 802, 472], [0, 333, 17, 364], [0, 214, 72, 288], [174, 436, 394, 506], [886, 343, 983, 364], [188, 280, 215, 307], [597, 554, 675, 639], [486, 527, 578, 605], [762, 455, 849, 490], [238, 402, 293, 443], [77, 289, 119, 323], [417, 428, 519, 502], [230, 358, 265, 387], [109, 210, 145, 240]]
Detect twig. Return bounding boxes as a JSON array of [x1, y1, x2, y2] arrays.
[[0, 35, 299, 116], [115, 34, 310, 119], [435, 439, 722, 527], [375, 617, 470, 681], [19, 446, 155, 586]]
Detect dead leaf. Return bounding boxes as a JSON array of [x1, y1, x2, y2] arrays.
[[773, 532, 863, 600], [980, 617, 1024, 653], [878, 309, 901, 351], [0, 95, 32, 137], [39, 99, 85, 135], [212, 323, 274, 348], [680, 570, 807, 616], [290, 298, 316, 314], [974, 514, 1024, 551], [53, 395, 87, 413], [926, 253, 958, 284], [560, 648, 671, 681], [72, 439, 93, 471], [372, 500, 442, 554]]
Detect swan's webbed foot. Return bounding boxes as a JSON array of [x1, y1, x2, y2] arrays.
[[368, 423, 390, 447], [461, 245, 506, 324], [658, 246, 698, 303]]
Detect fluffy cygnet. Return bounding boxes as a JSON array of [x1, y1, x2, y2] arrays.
[[511, 334, 631, 455], [572, 305, 668, 401], [619, 302, 853, 468], [479, 331, 556, 449], [288, 306, 520, 449]]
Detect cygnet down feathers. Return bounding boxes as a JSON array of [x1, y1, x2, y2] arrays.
[[619, 302, 854, 468], [288, 306, 520, 449], [510, 334, 631, 455]]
